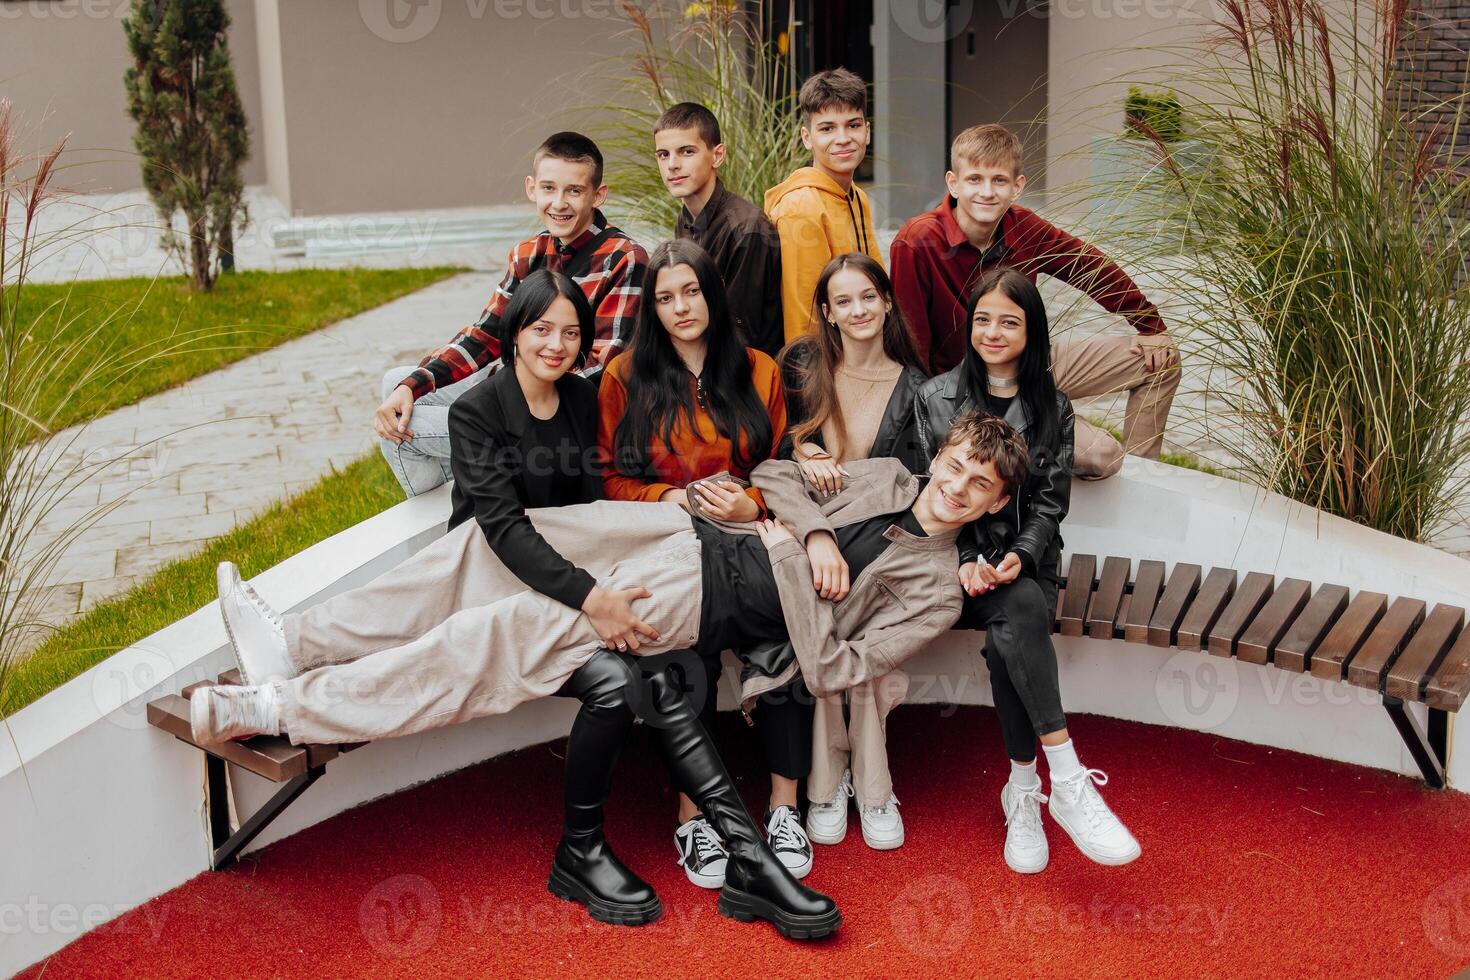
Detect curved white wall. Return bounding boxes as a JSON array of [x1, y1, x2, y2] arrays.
[[4, 461, 1468, 975]]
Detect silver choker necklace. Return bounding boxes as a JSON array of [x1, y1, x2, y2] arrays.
[[986, 375, 1019, 389]]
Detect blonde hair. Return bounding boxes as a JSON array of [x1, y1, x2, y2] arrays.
[[950, 124, 1023, 176]]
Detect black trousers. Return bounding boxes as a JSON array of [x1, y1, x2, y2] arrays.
[[958, 575, 1067, 763], [694, 647, 815, 782]]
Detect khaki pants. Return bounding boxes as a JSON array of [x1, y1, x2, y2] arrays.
[[1051, 335, 1180, 478], [275, 503, 704, 745], [807, 670, 910, 808]]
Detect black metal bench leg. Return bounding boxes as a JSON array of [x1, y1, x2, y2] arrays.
[[206, 757, 325, 870], [1383, 697, 1448, 789]]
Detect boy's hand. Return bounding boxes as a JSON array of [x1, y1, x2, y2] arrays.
[[804, 530, 850, 601], [693, 480, 760, 522], [1131, 331, 1179, 373], [374, 385, 416, 443], [754, 518, 796, 547]]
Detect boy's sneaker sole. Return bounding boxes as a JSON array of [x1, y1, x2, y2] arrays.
[[717, 886, 841, 940], [547, 863, 662, 926], [861, 828, 904, 851], [804, 820, 847, 847]]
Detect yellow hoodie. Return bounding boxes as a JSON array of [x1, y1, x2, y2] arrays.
[[764, 167, 884, 343]]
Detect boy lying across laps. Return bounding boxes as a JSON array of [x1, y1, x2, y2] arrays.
[[187, 413, 1026, 935]]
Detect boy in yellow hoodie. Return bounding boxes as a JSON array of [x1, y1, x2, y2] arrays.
[[765, 68, 884, 342]]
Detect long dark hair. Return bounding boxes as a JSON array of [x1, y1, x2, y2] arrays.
[[612, 239, 774, 474], [963, 267, 1061, 459], [496, 268, 595, 369], [784, 252, 924, 453]]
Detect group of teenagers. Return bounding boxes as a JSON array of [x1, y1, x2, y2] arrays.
[[189, 68, 1182, 941]]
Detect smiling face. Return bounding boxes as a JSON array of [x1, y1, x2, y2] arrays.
[[652, 263, 710, 348], [923, 442, 1011, 527], [513, 295, 583, 385], [654, 127, 724, 202], [821, 265, 889, 345], [524, 156, 606, 243], [970, 288, 1028, 370], [802, 105, 870, 180], [945, 156, 1025, 230]]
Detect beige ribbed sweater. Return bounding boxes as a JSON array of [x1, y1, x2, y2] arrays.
[[821, 361, 902, 463]]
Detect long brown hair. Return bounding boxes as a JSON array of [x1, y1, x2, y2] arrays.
[[782, 253, 924, 456]]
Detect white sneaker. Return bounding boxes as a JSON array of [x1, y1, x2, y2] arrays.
[[674, 816, 728, 889], [858, 794, 905, 850], [1048, 769, 1141, 866], [764, 805, 814, 879], [217, 561, 296, 685], [1001, 780, 1050, 874], [805, 770, 853, 845], [189, 684, 279, 745]]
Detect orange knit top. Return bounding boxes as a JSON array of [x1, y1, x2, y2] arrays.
[[597, 348, 788, 513]]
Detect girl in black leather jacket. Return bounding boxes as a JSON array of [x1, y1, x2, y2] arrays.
[[912, 268, 1140, 876]]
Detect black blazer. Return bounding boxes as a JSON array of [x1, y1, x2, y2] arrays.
[[447, 366, 604, 609], [777, 338, 930, 474]]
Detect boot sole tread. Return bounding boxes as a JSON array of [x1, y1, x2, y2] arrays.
[[716, 887, 841, 940], [547, 864, 663, 926]]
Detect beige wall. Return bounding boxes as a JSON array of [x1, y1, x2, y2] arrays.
[[257, 0, 632, 215], [0, 0, 266, 193]]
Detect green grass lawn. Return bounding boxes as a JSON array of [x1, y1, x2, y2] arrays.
[[2, 453, 403, 716], [17, 267, 464, 435]]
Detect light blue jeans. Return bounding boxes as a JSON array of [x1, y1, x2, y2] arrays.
[[378, 365, 488, 497]]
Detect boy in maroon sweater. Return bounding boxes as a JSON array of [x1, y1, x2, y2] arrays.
[[890, 125, 1179, 478]]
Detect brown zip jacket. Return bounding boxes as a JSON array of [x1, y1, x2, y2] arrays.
[[693, 456, 966, 701]]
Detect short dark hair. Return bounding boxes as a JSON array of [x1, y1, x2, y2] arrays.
[[497, 268, 596, 370], [940, 410, 1031, 496], [654, 102, 722, 149], [798, 68, 868, 123], [532, 131, 604, 187]]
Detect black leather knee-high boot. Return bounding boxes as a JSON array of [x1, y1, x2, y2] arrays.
[[547, 651, 661, 926], [645, 667, 841, 940]]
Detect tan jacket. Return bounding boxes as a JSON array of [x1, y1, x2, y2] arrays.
[[694, 457, 965, 701]]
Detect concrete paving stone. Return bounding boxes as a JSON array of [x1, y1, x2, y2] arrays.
[[97, 474, 182, 505], [68, 521, 154, 554], [115, 541, 202, 578], [96, 492, 208, 528], [205, 485, 290, 514], [80, 575, 142, 610], [149, 511, 241, 546], [177, 461, 292, 497], [45, 548, 117, 587], [22, 582, 84, 625]]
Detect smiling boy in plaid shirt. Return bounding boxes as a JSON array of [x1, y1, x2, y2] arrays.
[[374, 132, 648, 497]]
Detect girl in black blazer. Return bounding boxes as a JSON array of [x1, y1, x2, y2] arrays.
[[443, 270, 836, 934]]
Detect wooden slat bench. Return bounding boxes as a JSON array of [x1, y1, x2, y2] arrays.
[[150, 553, 1470, 868], [1050, 555, 1469, 788]]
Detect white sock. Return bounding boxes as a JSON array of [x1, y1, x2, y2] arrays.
[[1042, 739, 1085, 782], [1009, 758, 1041, 790]]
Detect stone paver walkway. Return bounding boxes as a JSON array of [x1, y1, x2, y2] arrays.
[[26, 271, 500, 637]]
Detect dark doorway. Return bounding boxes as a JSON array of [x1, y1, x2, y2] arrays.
[[767, 0, 876, 182], [946, 0, 1048, 190]]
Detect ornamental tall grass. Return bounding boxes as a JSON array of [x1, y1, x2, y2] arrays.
[[584, 0, 805, 233], [1105, 0, 1470, 541]]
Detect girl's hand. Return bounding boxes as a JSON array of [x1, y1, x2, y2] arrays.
[[797, 445, 848, 495], [958, 561, 993, 596], [693, 479, 760, 522], [978, 552, 1023, 587]]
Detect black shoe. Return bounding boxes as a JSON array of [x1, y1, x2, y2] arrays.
[[547, 834, 662, 926], [763, 805, 814, 879], [645, 666, 841, 940]]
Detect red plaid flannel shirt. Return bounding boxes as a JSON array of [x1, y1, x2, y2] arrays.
[[401, 211, 647, 398]]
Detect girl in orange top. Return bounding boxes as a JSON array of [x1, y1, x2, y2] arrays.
[[598, 240, 786, 518], [598, 239, 813, 888]]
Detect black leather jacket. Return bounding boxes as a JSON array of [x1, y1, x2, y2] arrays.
[[777, 339, 930, 474], [912, 362, 1075, 582]]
